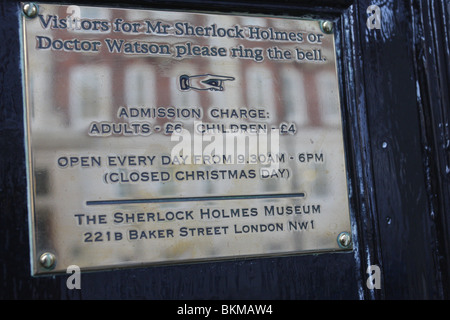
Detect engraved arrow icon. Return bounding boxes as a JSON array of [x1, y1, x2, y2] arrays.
[[179, 74, 235, 91]]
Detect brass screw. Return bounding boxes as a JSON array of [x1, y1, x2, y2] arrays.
[[39, 252, 56, 269], [321, 20, 333, 34], [23, 3, 38, 18], [337, 232, 352, 249]]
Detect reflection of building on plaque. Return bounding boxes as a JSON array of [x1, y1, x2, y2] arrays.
[[281, 67, 307, 126], [69, 65, 112, 128], [316, 70, 341, 126], [246, 66, 276, 123], [124, 64, 156, 121], [32, 6, 341, 133], [26, 4, 349, 272]]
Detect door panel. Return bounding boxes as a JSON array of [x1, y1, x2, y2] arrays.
[[0, 0, 448, 299]]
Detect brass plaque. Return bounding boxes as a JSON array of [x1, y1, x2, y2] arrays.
[[22, 3, 351, 275]]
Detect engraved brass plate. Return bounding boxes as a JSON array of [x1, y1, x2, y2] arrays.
[[22, 3, 351, 275]]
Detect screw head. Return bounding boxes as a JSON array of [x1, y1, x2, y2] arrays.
[[337, 232, 352, 249], [23, 3, 38, 18], [321, 20, 333, 34], [39, 252, 56, 269]]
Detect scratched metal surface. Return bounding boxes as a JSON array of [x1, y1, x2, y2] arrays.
[[1, 0, 449, 299]]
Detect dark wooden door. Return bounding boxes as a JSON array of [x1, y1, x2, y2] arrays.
[[1, 0, 449, 300]]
